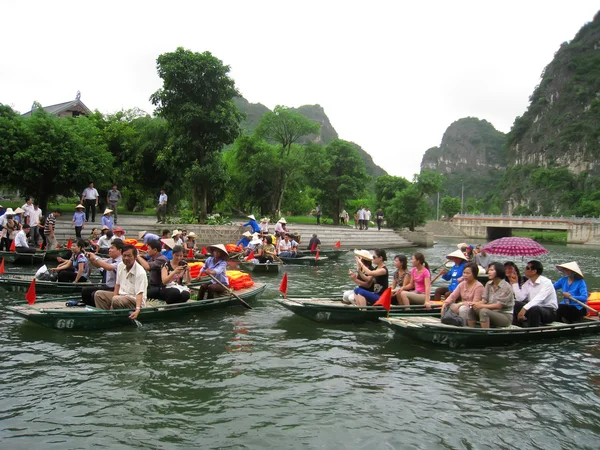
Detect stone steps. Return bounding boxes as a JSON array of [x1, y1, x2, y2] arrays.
[[50, 217, 415, 249]]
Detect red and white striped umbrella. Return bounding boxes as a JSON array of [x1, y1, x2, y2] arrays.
[[482, 237, 548, 257]]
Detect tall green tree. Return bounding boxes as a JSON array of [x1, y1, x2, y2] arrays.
[[255, 106, 320, 214], [440, 196, 461, 218], [387, 171, 443, 230], [150, 47, 243, 220], [0, 105, 113, 212], [309, 139, 369, 224]]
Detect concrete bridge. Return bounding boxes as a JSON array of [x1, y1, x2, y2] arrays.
[[451, 214, 600, 245]]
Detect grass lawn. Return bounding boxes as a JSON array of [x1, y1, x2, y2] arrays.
[[512, 229, 567, 243], [1, 202, 155, 216]]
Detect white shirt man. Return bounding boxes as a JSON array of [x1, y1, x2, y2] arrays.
[[28, 205, 43, 227], [82, 186, 99, 201], [14, 228, 29, 248], [511, 261, 558, 327], [20, 200, 34, 224]]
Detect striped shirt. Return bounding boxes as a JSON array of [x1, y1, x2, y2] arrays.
[[44, 213, 56, 235]]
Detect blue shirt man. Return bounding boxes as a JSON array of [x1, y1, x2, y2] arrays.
[[242, 214, 261, 233]]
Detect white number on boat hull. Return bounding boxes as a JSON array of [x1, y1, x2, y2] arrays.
[[315, 311, 331, 322], [55, 319, 75, 329]]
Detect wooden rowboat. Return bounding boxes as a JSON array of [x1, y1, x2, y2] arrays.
[[380, 316, 600, 348], [43, 248, 73, 261], [277, 255, 330, 265], [298, 249, 349, 260], [6, 283, 266, 331], [238, 261, 282, 273], [276, 298, 442, 324], [0, 251, 46, 265], [0, 272, 107, 294]]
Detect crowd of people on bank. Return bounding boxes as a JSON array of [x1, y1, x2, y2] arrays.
[[342, 244, 590, 328]]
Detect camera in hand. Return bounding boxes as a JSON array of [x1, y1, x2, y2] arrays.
[[178, 260, 188, 267]]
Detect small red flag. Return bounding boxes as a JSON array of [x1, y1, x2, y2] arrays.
[[315, 250, 320, 261], [0, 258, 4, 274], [201, 247, 208, 255], [56, 244, 61, 249], [66, 238, 72, 249], [334, 240, 341, 249], [9, 240, 16, 252], [25, 278, 36, 305], [310, 242, 317, 252], [187, 248, 194, 258], [141, 244, 148, 251], [279, 273, 288, 298], [374, 287, 392, 311], [39, 241, 44, 249], [245, 250, 255, 261]]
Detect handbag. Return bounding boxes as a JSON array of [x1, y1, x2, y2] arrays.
[[441, 305, 464, 326]]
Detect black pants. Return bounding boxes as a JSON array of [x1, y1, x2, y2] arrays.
[[16, 247, 36, 254], [163, 287, 190, 304], [75, 226, 83, 238], [31, 226, 40, 246], [0, 237, 11, 251], [81, 285, 112, 307], [377, 219, 383, 230], [84, 199, 96, 222], [557, 304, 587, 323], [513, 301, 557, 327], [57, 270, 87, 283], [198, 282, 227, 299], [257, 255, 273, 263], [316, 214, 321, 225]]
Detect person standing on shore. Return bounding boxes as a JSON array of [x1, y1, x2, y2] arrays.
[[20, 197, 34, 225], [376, 208, 384, 231], [81, 182, 99, 223], [72, 204, 86, 238], [28, 202, 43, 246], [365, 208, 372, 230], [358, 206, 365, 230], [44, 208, 62, 250], [157, 188, 168, 224], [315, 204, 321, 225], [106, 184, 122, 225]]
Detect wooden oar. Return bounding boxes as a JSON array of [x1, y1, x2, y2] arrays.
[[570, 298, 599, 318], [207, 273, 252, 309]]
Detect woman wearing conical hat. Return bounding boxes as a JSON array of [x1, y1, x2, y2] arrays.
[[101, 208, 114, 230], [554, 262, 589, 323]]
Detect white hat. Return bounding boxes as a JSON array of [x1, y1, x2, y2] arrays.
[[75, 204, 85, 209], [207, 244, 229, 256], [242, 231, 252, 238], [261, 217, 269, 222], [250, 237, 262, 245], [188, 232, 197, 238], [556, 261, 584, 278], [138, 231, 147, 239], [161, 238, 176, 249], [446, 249, 468, 262], [5, 208, 15, 215], [14, 207, 24, 214], [278, 217, 287, 224], [172, 229, 181, 236], [251, 232, 260, 238], [103, 208, 113, 215], [247, 214, 256, 220], [353, 249, 373, 261], [457, 242, 468, 249]]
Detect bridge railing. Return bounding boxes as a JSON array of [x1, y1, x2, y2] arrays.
[[452, 214, 600, 224]]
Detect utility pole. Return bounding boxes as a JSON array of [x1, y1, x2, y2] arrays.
[[461, 181, 464, 214], [436, 192, 440, 220]]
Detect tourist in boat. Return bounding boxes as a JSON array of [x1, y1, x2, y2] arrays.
[[185, 232, 197, 251], [470, 262, 514, 328], [95, 244, 148, 319], [172, 229, 183, 246], [136, 239, 169, 300], [391, 254, 412, 305], [554, 261, 589, 323], [278, 233, 297, 257], [51, 239, 91, 283], [347, 250, 375, 299], [14, 224, 35, 254], [442, 262, 484, 326], [306, 234, 321, 251], [511, 260, 558, 327], [161, 245, 192, 304], [274, 218, 288, 238], [353, 249, 389, 306], [97, 230, 114, 255], [112, 227, 126, 241], [72, 204, 86, 239], [138, 230, 160, 246], [161, 238, 175, 261], [474, 246, 491, 271], [399, 253, 432, 309], [504, 261, 525, 287], [245, 235, 263, 258], [260, 217, 270, 235], [237, 231, 252, 249], [241, 214, 261, 234], [1, 211, 21, 251], [434, 249, 468, 300], [13, 207, 25, 224], [257, 235, 277, 263], [196, 244, 229, 299], [81, 239, 124, 306], [101, 208, 114, 230]]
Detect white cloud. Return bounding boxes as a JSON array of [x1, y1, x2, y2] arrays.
[[1, 0, 596, 179]]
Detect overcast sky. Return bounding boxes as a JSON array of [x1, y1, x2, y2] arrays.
[[1, 1, 597, 179]]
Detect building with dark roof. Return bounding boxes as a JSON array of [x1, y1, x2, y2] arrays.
[[21, 91, 92, 118]]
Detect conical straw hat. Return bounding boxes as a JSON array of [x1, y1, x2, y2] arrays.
[[556, 261, 584, 278], [446, 249, 468, 261]]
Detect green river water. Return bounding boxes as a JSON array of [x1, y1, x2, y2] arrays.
[[2, 239, 600, 449]]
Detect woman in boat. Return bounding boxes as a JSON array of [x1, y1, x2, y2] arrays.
[[259, 217, 270, 235], [89, 227, 100, 242], [185, 232, 197, 251], [554, 261, 589, 323], [161, 245, 192, 304], [97, 230, 114, 255], [470, 262, 514, 328], [399, 253, 432, 309], [504, 261, 526, 287], [433, 249, 468, 300], [246, 235, 263, 259], [172, 229, 184, 246], [274, 218, 288, 239], [257, 235, 277, 263], [353, 249, 389, 306], [348, 249, 375, 290], [196, 244, 229, 299], [442, 262, 484, 326], [51, 239, 90, 283], [2, 212, 21, 251], [237, 231, 252, 249], [391, 254, 412, 305], [101, 208, 114, 230]]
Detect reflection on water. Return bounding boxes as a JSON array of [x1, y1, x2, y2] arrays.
[[1, 239, 600, 448]]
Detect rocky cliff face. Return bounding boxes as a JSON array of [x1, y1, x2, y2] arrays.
[[505, 11, 600, 173], [234, 98, 387, 178], [420, 117, 506, 198]]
